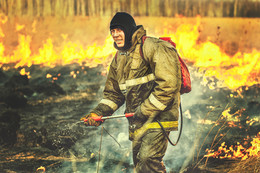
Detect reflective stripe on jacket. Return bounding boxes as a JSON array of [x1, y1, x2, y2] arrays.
[[92, 26, 182, 138]]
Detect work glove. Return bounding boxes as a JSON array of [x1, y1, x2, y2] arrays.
[[80, 113, 101, 127]]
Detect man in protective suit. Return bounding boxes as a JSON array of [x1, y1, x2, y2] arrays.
[[81, 12, 181, 173]]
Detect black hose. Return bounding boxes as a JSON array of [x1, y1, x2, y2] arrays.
[[156, 103, 183, 146]]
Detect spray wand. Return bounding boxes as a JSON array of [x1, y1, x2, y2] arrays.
[[83, 113, 134, 122]]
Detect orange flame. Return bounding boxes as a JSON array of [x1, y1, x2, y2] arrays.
[[160, 16, 260, 90], [0, 16, 259, 90], [0, 34, 115, 69], [36, 166, 46, 172], [20, 68, 31, 78], [219, 107, 244, 128], [205, 132, 260, 160]]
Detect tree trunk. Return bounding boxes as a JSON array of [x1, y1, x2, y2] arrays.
[[174, 0, 178, 16], [220, 0, 223, 17], [8, 0, 16, 16], [99, 0, 103, 16], [234, 0, 238, 17], [88, 0, 95, 16], [185, 0, 190, 17]]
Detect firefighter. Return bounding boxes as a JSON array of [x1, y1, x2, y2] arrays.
[[81, 12, 182, 173]]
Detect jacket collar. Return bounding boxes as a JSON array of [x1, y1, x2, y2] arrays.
[[119, 25, 146, 54]]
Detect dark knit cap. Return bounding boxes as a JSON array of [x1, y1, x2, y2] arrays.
[[110, 12, 137, 51]]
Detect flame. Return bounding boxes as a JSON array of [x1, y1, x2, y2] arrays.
[[0, 34, 115, 68], [0, 16, 259, 90], [20, 68, 31, 78], [36, 166, 46, 172], [219, 107, 244, 128], [246, 117, 259, 126], [160, 16, 260, 90], [46, 74, 52, 78], [16, 24, 25, 31], [205, 132, 260, 160], [70, 71, 77, 78], [204, 108, 259, 161]]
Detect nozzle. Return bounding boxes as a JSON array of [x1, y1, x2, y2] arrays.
[[84, 116, 103, 122]]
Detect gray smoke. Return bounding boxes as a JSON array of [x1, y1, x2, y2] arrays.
[[56, 67, 234, 173]]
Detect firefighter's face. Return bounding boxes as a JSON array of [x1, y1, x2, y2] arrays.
[[111, 28, 125, 47]]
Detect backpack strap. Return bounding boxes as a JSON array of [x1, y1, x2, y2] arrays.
[[139, 36, 148, 60]]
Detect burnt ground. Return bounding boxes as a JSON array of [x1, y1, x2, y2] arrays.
[[0, 64, 259, 173]]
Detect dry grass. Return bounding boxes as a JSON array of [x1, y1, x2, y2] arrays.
[[228, 156, 260, 173]]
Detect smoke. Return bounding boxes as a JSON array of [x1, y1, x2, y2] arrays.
[[55, 68, 197, 172], [51, 65, 257, 173], [163, 71, 204, 172], [55, 67, 203, 173], [1, 16, 259, 172], [163, 67, 230, 172], [56, 84, 134, 173], [57, 112, 134, 172]]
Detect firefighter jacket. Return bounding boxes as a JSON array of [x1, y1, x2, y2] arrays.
[[91, 26, 182, 139]]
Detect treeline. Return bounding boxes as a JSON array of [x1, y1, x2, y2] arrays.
[[0, 0, 259, 18]]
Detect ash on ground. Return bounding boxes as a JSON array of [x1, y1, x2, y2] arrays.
[[0, 64, 259, 173]]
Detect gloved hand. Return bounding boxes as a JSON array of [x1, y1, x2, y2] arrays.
[[80, 113, 102, 127]]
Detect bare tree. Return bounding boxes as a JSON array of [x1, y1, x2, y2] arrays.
[[0, 0, 260, 18], [234, 0, 238, 17]]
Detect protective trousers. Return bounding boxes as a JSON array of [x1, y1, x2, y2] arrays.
[[132, 130, 169, 173]]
